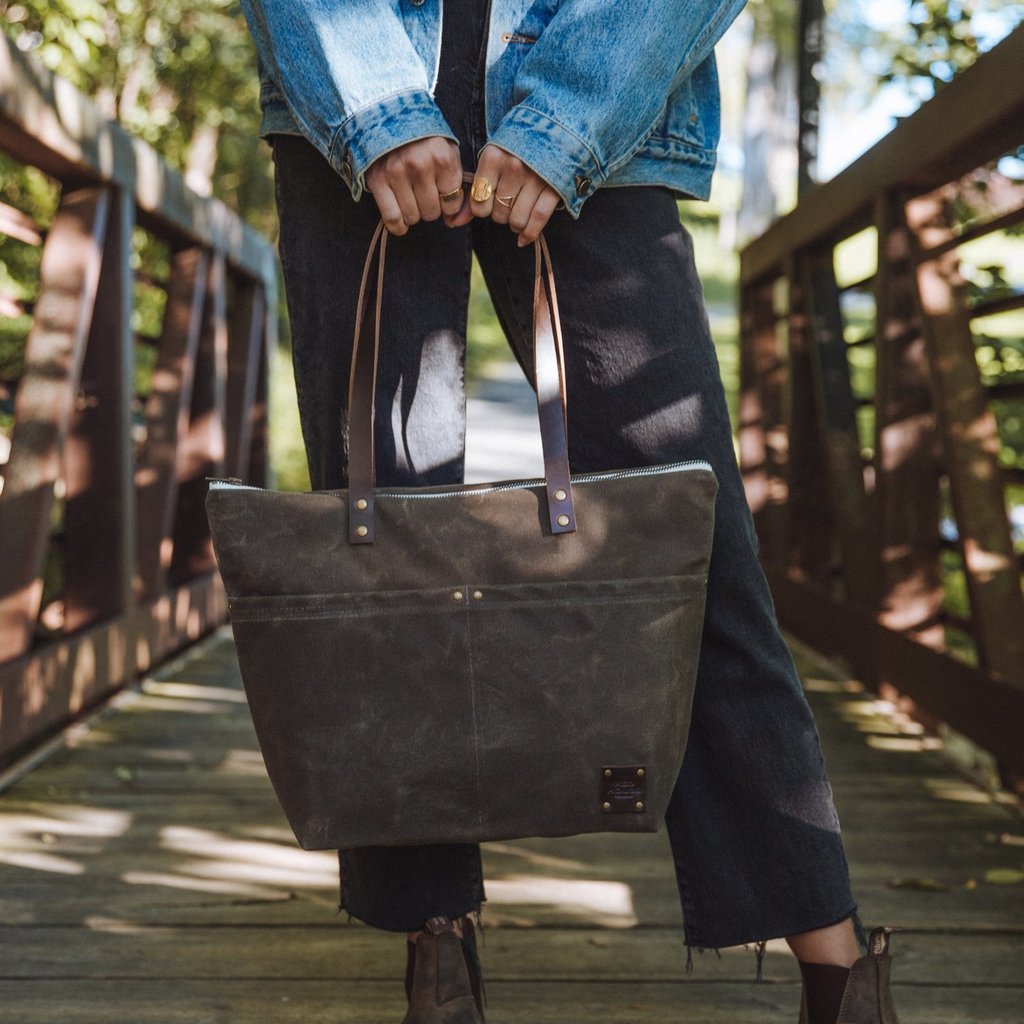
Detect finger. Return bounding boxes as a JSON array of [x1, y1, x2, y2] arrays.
[[489, 181, 521, 226], [508, 180, 544, 235], [517, 188, 561, 247], [470, 150, 503, 219], [444, 193, 475, 229], [413, 175, 442, 223], [391, 178, 421, 227], [437, 177, 465, 218], [369, 184, 408, 237]]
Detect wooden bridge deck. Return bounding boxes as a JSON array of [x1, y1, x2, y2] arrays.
[[1, 372, 1022, 1023]]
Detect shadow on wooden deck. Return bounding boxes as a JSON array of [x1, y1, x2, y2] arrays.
[[0, 626, 1022, 1023]]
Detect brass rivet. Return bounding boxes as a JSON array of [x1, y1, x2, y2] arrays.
[[602, 801, 612, 812], [637, 768, 645, 778], [355, 498, 368, 511], [472, 590, 483, 600], [356, 525, 368, 537], [603, 768, 612, 778], [554, 488, 567, 502], [635, 801, 645, 811], [556, 514, 570, 527], [453, 590, 464, 601]]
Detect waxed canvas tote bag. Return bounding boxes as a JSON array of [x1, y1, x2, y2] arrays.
[[206, 223, 718, 851]]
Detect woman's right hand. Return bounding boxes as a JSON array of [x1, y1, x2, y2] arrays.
[[364, 136, 465, 236]]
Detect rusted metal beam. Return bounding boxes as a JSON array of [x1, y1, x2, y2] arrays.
[[63, 187, 136, 635], [134, 248, 209, 602], [765, 570, 1024, 781], [0, 572, 227, 767], [785, 258, 833, 584], [0, 187, 110, 662], [873, 193, 944, 649], [224, 281, 266, 482], [169, 252, 227, 584], [738, 278, 789, 570], [906, 191, 1024, 687], [802, 250, 875, 604]]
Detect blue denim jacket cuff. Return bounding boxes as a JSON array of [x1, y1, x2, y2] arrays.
[[488, 106, 604, 218], [336, 89, 457, 200]]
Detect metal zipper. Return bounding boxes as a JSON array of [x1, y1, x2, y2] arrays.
[[207, 460, 713, 498]]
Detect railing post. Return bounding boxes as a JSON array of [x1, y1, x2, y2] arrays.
[[739, 276, 788, 570], [63, 186, 136, 643], [905, 191, 1024, 687], [873, 192, 944, 647], [785, 256, 833, 585], [134, 247, 210, 602], [169, 250, 227, 583], [0, 188, 110, 661], [802, 248, 875, 605]]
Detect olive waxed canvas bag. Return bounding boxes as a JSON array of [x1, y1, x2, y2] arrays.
[[206, 224, 718, 850]]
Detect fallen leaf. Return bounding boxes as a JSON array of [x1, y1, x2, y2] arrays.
[[886, 877, 949, 891], [982, 868, 1024, 885]]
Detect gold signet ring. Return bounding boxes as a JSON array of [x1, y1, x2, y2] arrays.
[[438, 185, 463, 202], [471, 177, 494, 203], [495, 194, 515, 208]]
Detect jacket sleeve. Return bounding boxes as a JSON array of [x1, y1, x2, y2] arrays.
[[488, 0, 748, 216], [239, 0, 456, 199]]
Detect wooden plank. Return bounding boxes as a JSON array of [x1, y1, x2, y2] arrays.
[[803, 250, 875, 605], [0, 979, 1020, 1024], [741, 25, 1024, 284], [905, 192, 1024, 688], [0, 187, 110, 662], [0, 33, 273, 285], [873, 193, 944, 646], [224, 281, 266, 482], [63, 186, 135, 635], [134, 248, 209, 602], [169, 252, 227, 583], [1, 927, 1021, 985]]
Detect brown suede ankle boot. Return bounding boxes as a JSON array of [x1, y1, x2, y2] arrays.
[[798, 927, 900, 1024], [402, 916, 485, 1024]]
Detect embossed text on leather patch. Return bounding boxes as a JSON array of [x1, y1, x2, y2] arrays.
[[600, 765, 648, 813]]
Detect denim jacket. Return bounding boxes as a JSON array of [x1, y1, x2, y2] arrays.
[[240, 0, 746, 217]]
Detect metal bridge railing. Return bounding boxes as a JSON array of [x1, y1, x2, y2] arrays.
[[737, 26, 1024, 788], [0, 33, 276, 768]]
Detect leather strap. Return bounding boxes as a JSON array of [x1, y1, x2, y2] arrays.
[[347, 220, 386, 543], [347, 221, 576, 543]]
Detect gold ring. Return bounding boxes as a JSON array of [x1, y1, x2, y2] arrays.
[[495, 194, 516, 208], [438, 185, 463, 203], [471, 176, 494, 203]]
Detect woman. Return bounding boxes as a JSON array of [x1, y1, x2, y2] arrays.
[[237, 2, 901, 1022]]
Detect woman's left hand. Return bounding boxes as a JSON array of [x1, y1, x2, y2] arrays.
[[444, 144, 562, 246]]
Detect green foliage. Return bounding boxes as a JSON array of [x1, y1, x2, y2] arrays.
[[1, 0, 273, 232], [882, 0, 987, 88]]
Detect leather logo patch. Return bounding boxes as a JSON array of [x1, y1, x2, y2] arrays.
[[600, 765, 648, 813]]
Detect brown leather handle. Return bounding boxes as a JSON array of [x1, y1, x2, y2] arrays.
[[347, 221, 576, 544]]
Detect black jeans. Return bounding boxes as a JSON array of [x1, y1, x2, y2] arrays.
[[268, 1, 856, 951]]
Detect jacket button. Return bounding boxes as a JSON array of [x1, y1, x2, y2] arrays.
[[574, 175, 592, 197], [340, 158, 352, 183]]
